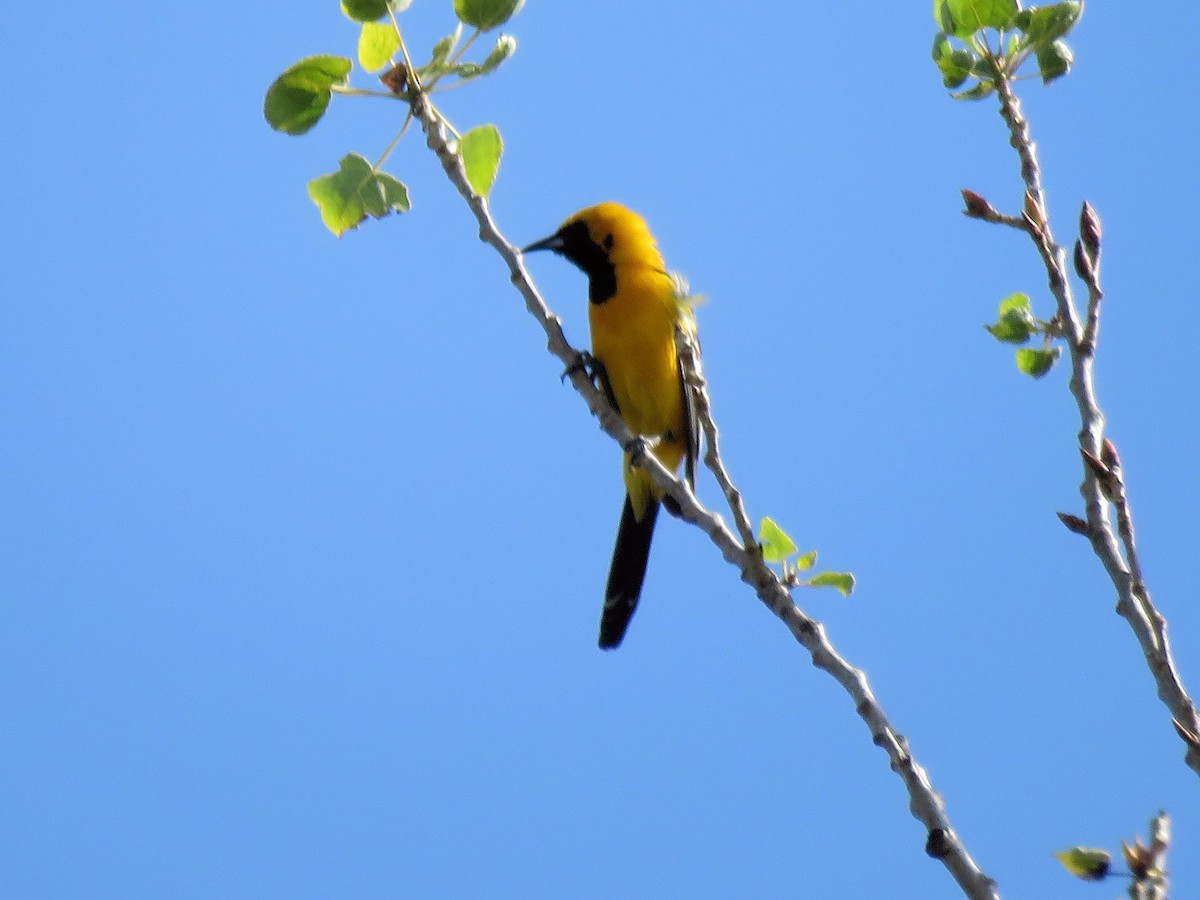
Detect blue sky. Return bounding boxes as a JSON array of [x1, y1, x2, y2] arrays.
[[5, 2, 1200, 897]]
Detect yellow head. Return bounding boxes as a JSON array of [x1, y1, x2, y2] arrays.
[[523, 202, 666, 303]]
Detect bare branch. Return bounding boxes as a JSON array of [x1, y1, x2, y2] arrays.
[[674, 326, 758, 553]]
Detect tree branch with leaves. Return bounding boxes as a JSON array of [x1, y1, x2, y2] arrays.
[[933, 0, 1200, 779], [933, 0, 1192, 890], [262, 1, 1010, 897]]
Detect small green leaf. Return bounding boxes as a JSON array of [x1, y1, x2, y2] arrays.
[[1036, 40, 1074, 84], [942, 51, 976, 88], [986, 293, 1036, 343], [795, 550, 817, 571], [452, 62, 482, 79], [1014, 2, 1083, 49], [986, 316, 1033, 344], [946, 0, 1017, 35], [810, 572, 856, 597], [459, 125, 503, 196], [342, 0, 412, 23], [1055, 847, 1111, 881], [264, 56, 353, 135], [998, 292, 1031, 316], [934, 0, 956, 33], [426, 24, 463, 75], [454, 0, 524, 31], [359, 21, 400, 72], [480, 34, 517, 74], [932, 34, 976, 88], [758, 517, 798, 564], [1016, 346, 1061, 378], [950, 81, 995, 101], [307, 153, 411, 236], [970, 56, 999, 79]]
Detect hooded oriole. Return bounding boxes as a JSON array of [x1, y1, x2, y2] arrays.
[[524, 203, 697, 649]]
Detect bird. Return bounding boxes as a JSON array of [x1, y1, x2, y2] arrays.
[[524, 203, 698, 649]]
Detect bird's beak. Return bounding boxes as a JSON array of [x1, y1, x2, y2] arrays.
[[522, 231, 565, 255]]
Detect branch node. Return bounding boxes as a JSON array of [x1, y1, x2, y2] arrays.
[[1022, 189, 1045, 231], [926, 828, 954, 860]]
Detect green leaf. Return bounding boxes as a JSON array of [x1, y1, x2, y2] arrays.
[[1036, 40, 1074, 84], [1054, 848, 1111, 881], [359, 21, 400, 72], [942, 51, 976, 88], [452, 62, 482, 80], [986, 292, 1036, 343], [480, 34, 517, 74], [795, 550, 817, 572], [1015, 346, 1061, 378], [946, 0, 1017, 35], [454, 0, 524, 31], [264, 56, 353, 135], [986, 315, 1034, 344], [950, 81, 995, 101], [758, 516, 798, 564], [970, 56, 999, 78], [342, 0, 412, 22], [1014, 2, 1083, 49], [997, 292, 1031, 316], [459, 125, 503, 196], [426, 24, 463, 75], [932, 34, 976, 88], [307, 153, 411, 236], [810, 572, 856, 597], [934, 0, 956, 32]]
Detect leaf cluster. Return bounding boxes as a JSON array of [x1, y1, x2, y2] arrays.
[[758, 517, 855, 597], [263, 0, 522, 234], [984, 292, 1061, 378], [932, 0, 1083, 99]]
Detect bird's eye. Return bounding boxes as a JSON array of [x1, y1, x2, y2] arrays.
[[602, 233, 614, 250]]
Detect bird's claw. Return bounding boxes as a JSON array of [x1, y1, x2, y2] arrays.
[[561, 350, 599, 385]]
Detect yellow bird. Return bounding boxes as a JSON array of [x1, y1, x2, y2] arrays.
[[524, 203, 698, 649]]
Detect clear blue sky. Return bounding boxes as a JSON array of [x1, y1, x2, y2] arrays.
[[5, 2, 1199, 897]]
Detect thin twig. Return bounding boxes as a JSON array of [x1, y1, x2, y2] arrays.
[[409, 87, 1000, 900], [674, 327, 758, 554], [989, 76, 1200, 775]]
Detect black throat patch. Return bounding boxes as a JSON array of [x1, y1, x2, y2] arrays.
[[553, 220, 617, 304]]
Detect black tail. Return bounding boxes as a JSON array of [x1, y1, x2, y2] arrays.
[[599, 495, 660, 650]]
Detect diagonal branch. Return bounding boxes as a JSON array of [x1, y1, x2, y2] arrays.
[[410, 88, 1000, 899], [991, 77, 1200, 776]]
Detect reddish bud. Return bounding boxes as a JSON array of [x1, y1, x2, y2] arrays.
[[1080, 201, 1102, 257], [1057, 512, 1090, 535], [961, 189, 998, 219], [1073, 239, 1094, 281]]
